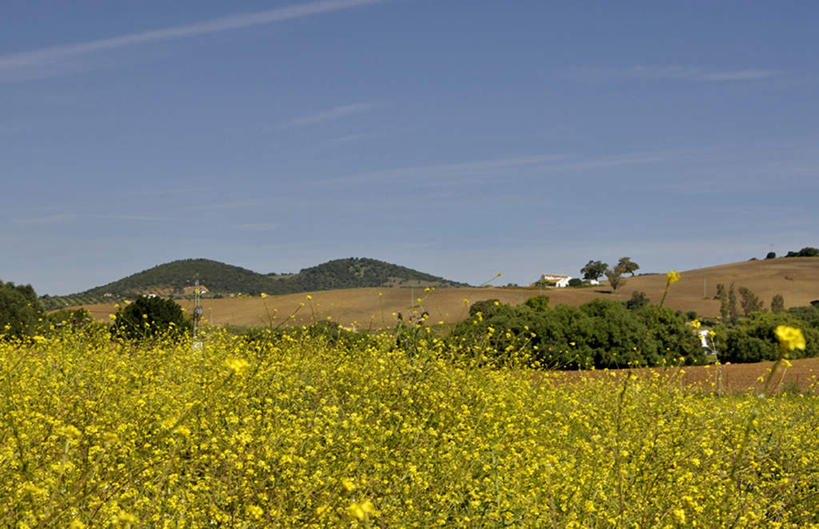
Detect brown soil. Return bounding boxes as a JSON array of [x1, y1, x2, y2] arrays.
[[548, 356, 819, 394]]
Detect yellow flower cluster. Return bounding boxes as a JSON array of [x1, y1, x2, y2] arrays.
[[775, 325, 806, 351], [0, 330, 816, 527]]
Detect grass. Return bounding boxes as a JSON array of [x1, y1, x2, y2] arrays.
[[1, 327, 817, 528]]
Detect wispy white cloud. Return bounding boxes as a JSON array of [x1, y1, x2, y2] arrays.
[[323, 151, 665, 186], [282, 102, 378, 128], [235, 223, 279, 232], [0, 0, 385, 83], [90, 214, 178, 222], [569, 65, 778, 83], [328, 132, 372, 144], [11, 213, 78, 225]]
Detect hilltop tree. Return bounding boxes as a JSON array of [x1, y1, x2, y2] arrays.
[[581, 260, 608, 281], [605, 266, 626, 292], [616, 257, 640, 277], [765, 251, 776, 259], [785, 247, 819, 257]]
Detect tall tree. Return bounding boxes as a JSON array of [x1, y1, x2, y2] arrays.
[[727, 283, 739, 325], [580, 260, 608, 281], [605, 266, 626, 291], [616, 257, 640, 277], [716, 283, 727, 321], [0, 280, 43, 338], [738, 286, 764, 316]]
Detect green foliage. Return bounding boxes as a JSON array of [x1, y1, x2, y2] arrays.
[[765, 251, 776, 259], [522, 295, 550, 312], [580, 260, 608, 281], [0, 280, 42, 338], [567, 278, 584, 288], [625, 291, 650, 311], [44, 308, 93, 330], [716, 311, 819, 363], [468, 299, 501, 318], [449, 298, 701, 369], [727, 283, 739, 325], [111, 296, 189, 341], [604, 266, 626, 291], [738, 286, 764, 316], [617, 256, 640, 276], [785, 246, 819, 257]]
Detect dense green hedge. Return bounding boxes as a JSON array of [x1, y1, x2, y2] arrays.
[[450, 298, 702, 369], [715, 307, 819, 363]]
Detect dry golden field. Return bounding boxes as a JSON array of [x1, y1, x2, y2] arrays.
[[76, 257, 819, 329]]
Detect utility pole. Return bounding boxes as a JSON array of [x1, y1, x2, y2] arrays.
[[193, 276, 204, 349]]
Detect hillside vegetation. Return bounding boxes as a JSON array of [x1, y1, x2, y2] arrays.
[[41, 258, 465, 310]]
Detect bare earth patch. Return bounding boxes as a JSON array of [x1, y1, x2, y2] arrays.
[[545, 356, 819, 394]]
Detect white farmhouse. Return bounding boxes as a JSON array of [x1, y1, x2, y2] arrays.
[[540, 273, 572, 288]]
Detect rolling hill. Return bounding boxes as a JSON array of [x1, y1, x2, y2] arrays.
[[69, 256, 819, 329], [40, 257, 467, 311]]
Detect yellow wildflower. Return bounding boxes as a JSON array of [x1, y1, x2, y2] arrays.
[[691, 320, 701, 329], [347, 500, 377, 521], [666, 270, 680, 285], [774, 325, 805, 351], [260, 292, 267, 298], [341, 477, 356, 492], [225, 358, 250, 375]]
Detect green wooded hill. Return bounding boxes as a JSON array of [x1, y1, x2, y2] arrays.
[[41, 258, 466, 310]]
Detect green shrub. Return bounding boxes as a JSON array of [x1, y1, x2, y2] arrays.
[[717, 311, 818, 363], [468, 299, 501, 318], [625, 291, 649, 311], [523, 295, 550, 312], [450, 298, 701, 369], [111, 296, 190, 341], [0, 281, 42, 338]]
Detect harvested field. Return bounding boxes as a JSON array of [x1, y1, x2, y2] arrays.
[[548, 356, 819, 394], [71, 257, 819, 328]]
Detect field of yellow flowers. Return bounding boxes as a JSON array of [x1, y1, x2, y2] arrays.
[[1, 328, 817, 528]]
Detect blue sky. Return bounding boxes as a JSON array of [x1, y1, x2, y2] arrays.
[[1, 0, 817, 294]]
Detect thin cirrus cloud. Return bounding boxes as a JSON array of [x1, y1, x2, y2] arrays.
[[321, 151, 666, 186], [234, 223, 279, 232], [281, 102, 379, 128], [0, 0, 386, 83], [569, 65, 778, 83], [11, 213, 78, 225]]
